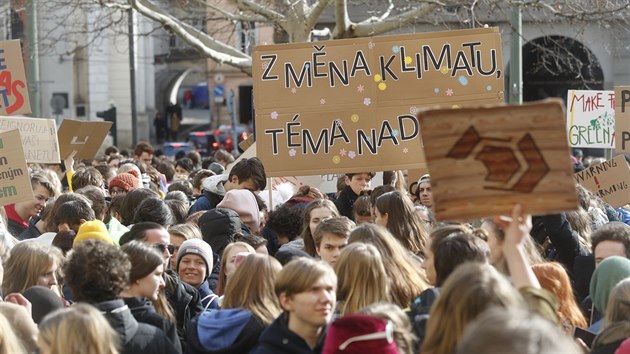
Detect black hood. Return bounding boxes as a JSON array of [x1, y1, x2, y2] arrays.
[[199, 208, 242, 256]]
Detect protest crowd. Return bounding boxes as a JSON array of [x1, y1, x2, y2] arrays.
[[0, 139, 627, 354]]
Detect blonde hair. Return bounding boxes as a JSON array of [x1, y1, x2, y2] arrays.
[[39, 303, 119, 354], [275, 257, 336, 299], [222, 254, 282, 324], [421, 262, 524, 354], [603, 278, 630, 327], [335, 243, 389, 315], [216, 242, 255, 296], [0, 312, 25, 353], [348, 224, 428, 307], [359, 302, 417, 354], [482, 219, 544, 275], [2, 241, 63, 295]]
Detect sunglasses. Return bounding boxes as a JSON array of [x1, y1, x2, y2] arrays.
[[153, 243, 176, 254], [338, 320, 394, 350]]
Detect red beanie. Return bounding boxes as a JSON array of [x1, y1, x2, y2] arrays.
[[109, 172, 141, 193], [323, 314, 399, 354]]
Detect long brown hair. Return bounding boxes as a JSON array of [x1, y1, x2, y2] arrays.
[[215, 242, 255, 296], [532, 262, 587, 331], [335, 243, 389, 315], [2, 241, 63, 295], [374, 191, 428, 256], [421, 262, 524, 354], [222, 254, 282, 324], [349, 224, 428, 307]]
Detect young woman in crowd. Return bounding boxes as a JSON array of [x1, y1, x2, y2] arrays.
[[374, 191, 428, 257], [334, 243, 389, 315], [120, 241, 181, 354], [301, 199, 340, 257], [187, 254, 282, 353], [215, 241, 255, 296], [2, 240, 64, 296], [348, 224, 429, 308], [38, 303, 120, 354], [531, 262, 587, 334]]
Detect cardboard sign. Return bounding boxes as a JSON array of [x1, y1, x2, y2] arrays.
[[566, 90, 615, 148], [0, 117, 60, 163], [574, 155, 630, 208], [58, 119, 112, 160], [418, 99, 578, 221], [0, 40, 31, 116], [0, 130, 34, 206], [253, 27, 504, 177], [614, 86, 630, 152]]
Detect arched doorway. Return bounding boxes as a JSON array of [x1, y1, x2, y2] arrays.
[[522, 35, 604, 102]]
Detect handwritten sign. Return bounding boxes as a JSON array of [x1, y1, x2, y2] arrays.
[[614, 86, 630, 152], [0, 40, 30, 116], [0, 130, 34, 206], [566, 90, 615, 148], [253, 28, 504, 177], [418, 99, 578, 221], [574, 155, 630, 208], [0, 117, 59, 163], [58, 119, 112, 160]]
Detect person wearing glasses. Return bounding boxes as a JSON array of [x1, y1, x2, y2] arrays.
[[251, 257, 337, 354], [119, 222, 203, 342]]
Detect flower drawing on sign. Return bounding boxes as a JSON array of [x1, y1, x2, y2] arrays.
[[392, 46, 400, 54], [270, 111, 278, 120], [363, 98, 371, 106], [368, 41, 375, 49], [446, 88, 454, 96], [357, 84, 365, 93], [410, 106, 418, 115], [403, 147, 409, 154], [348, 151, 356, 159], [392, 129, 400, 138], [291, 87, 297, 94], [288, 149, 297, 157], [262, 62, 268, 69], [339, 148, 347, 157], [320, 98, 326, 104]]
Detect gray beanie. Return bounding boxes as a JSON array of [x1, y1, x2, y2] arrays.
[[176, 239, 213, 273]]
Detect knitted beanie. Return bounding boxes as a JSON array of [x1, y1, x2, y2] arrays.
[[73, 220, 112, 247], [216, 190, 261, 233], [176, 239, 214, 273], [323, 314, 398, 354], [109, 172, 141, 193]]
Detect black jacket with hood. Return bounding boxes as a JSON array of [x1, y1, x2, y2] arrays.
[[334, 186, 359, 222], [186, 308, 266, 354], [250, 313, 325, 354], [122, 297, 182, 354], [164, 270, 203, 341], [96, 299, 177, 354]]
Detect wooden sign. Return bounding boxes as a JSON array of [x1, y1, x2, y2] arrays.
[[0, 117, 59, 163], [574, 155, 630, 208], [253, 27, 504, 177], [566, 90, 615, 148], [58, 119, 112, 160], [418, 99, 578, 220], [614, 86, 630, 152], [0, 130, 34, 206], [0, 40, 31, 115]]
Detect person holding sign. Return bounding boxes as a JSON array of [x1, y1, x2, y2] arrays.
[[334, 173, 374, 222]]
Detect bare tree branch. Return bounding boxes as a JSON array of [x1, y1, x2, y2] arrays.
[[231, 0, 285, 22], [353, 1, 445, 37], [333, 0, 350, 38], [305, 0, 333, 33]]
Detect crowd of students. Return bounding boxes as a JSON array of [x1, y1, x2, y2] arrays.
[[0, 141, 628, 354]]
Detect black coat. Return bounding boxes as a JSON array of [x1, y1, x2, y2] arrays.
[[17, 216, 41, 240], [334, 186, 359, 221], [164, 271, 203, 341], [122, 297, 182, 354], [250, 313, 324, 354], [96, 299, 178, 354]]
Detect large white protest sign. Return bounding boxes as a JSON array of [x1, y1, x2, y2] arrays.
[[566, 90, 615, 149]]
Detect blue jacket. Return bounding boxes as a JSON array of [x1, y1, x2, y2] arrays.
[[250, 313, 325, 354], [186, 308, 265, 354]]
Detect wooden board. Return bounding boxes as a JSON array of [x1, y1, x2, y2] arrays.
[[417, 99, 578, 220]]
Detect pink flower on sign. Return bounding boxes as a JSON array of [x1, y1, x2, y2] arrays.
[[357, 84, 365, 93], [270, 111, 278, 120], [262, 62, 268, 69], [348, 151, 356, 159], [291, 87, 297, 94], [335, 118, 343, 126], [339, 148, 347, 156], [363, 98, 371, 106], [403, 147, 409, 154], [410, 106, 417, 115], [289, 149, 297, 157], [368, 42, 375, 49], [320, 98, 326, 104], [446, 88, 454, 96]]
